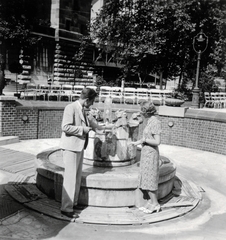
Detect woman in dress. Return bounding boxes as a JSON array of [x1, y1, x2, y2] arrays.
[[132, 100, 162, 214]]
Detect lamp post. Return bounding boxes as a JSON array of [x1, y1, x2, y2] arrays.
[[191, 29, 208, 108], [0, 33, 5, 96]]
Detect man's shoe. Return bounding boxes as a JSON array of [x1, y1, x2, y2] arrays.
[[73, 205, 83, 210], [61, 211, 78, 218]]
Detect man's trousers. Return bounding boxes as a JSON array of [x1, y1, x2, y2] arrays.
[[61, 149, 84, 212]]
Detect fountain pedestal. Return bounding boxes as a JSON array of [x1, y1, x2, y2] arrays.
[[83, 128, 138, 167], [36, 111, 176, 207], [36, 147, 176, 207]]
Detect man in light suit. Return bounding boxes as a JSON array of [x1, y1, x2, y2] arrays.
[[60, 87, 112, 218]]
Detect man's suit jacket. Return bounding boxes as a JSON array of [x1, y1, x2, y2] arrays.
[[60, 101, 89, 152]]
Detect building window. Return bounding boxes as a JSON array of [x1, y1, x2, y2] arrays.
[[35, 42, 54, 73], [66, 19, 71, 31]]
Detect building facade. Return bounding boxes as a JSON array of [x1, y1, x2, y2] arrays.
[[4, 0, 98, 86]]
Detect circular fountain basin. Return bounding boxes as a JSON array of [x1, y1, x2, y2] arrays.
[[36, 147, 176, 207]]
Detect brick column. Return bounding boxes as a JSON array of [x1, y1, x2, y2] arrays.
[[0, 96, 17, 137]]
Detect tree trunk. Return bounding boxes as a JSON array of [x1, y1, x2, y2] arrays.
[[159, 72, 163, 90], [138, 73, 142, 88], [178, 53, 186, 89], [178, 70, 183, 89]]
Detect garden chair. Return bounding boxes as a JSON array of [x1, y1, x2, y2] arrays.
[[149, 89, 163, 105], [111, 87, 123, 103], [219, 92, 226, 108], [99, 86, 112, 102], [47, 84, 62, 101], [162, 90, 173, 105], [204, 92, 213, 108], [210, 92, 221, 108], [59, 84, 73, 101], [36, 84, 50, 101], [71, 85, 84, 101], [123, 87, 136, 104], [23, 83, 38, 100], [136, 88, 149, 104]]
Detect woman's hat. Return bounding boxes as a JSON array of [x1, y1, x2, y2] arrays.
[[140, 100, 157, 115]]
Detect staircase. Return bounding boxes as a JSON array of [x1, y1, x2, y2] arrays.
[[3, 82, 24, 93]]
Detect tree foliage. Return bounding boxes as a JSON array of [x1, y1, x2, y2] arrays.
[[0, 0, 51, 94], [0, 0, 50, 47], [90, 0, 226, 90]]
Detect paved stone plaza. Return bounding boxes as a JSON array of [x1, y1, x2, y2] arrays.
[[0, 137, 226, 240], [1, 88, 226, 239]]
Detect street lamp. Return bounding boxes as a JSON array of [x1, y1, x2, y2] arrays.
[[191, 29, 208, 108], [0, 32, 5, 96]]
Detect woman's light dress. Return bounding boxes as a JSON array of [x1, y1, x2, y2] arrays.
[[139, 116, 162, 191]]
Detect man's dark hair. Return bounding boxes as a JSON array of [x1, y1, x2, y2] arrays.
[[80, 87, 97, 100]]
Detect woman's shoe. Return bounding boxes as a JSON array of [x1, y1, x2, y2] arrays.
[[143, 204, 161, 214], [138, 206, 146, 211], [138, 201, 151, 211]]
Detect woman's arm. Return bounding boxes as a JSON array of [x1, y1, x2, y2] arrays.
[[131, 134, 161, 146], [130, 139, 143, 146], [144, 134, 161, 146]]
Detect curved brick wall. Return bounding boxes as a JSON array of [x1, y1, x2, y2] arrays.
[[0, 96, 225, 155], [158, 109, 226, 155]]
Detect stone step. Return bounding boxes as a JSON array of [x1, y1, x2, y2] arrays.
[[4, 182, 201, 225], [0, 136, 19, 146]]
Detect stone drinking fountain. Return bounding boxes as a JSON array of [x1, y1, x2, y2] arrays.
[[35, 106, 177, 209]]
